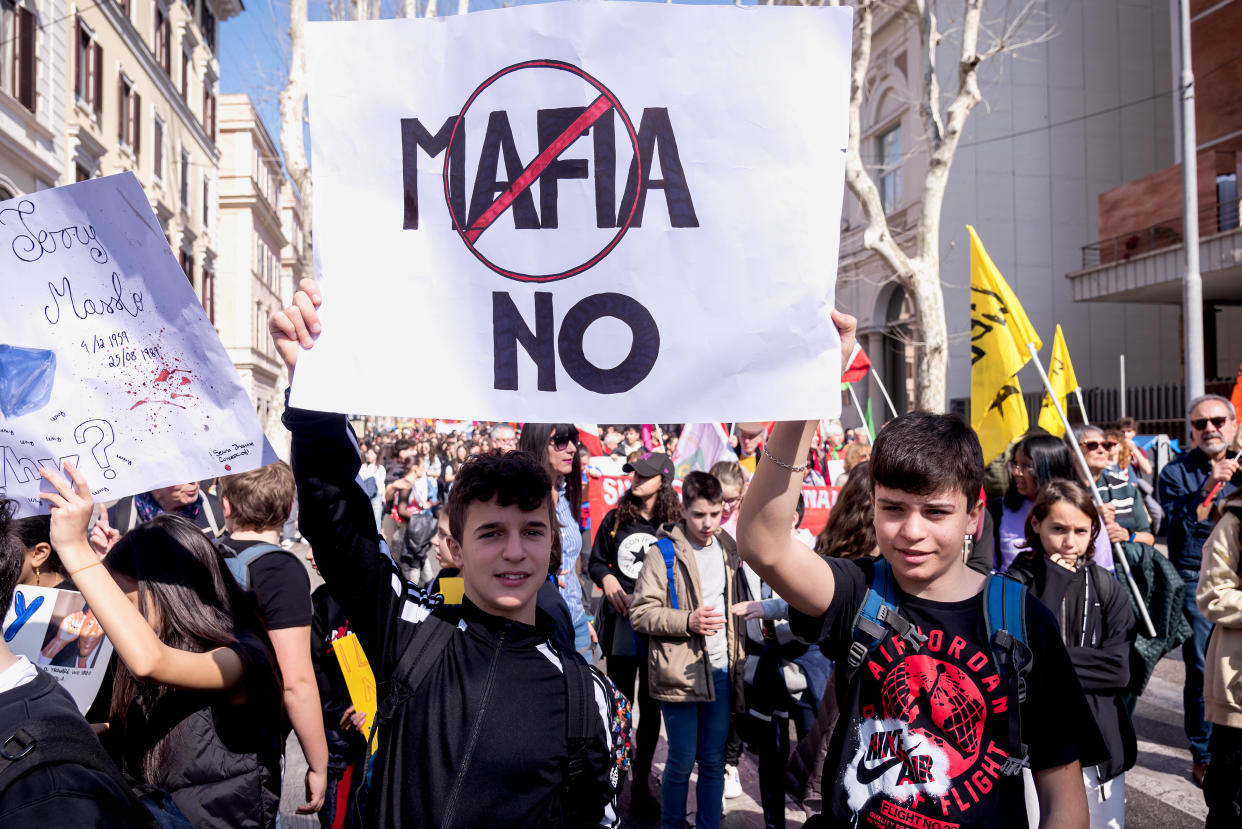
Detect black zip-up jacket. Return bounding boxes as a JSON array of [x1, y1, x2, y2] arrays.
[[1007, 554, 1138, 782], [285, 403, 621, 828]]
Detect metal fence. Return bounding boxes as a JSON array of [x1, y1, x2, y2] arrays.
[[1012, 379, 1237, 444], [1080, 195, 1242, 269]]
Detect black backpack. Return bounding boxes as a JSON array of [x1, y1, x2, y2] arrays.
[[0, 714, 172, 826]]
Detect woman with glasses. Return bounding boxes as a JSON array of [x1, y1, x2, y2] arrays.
[[985, 433, 1079, 572], [1073, 425, 1155, 560], [518, 424, 591, 659]]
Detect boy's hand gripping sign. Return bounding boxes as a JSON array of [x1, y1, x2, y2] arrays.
[[294, 0, 853, 423]]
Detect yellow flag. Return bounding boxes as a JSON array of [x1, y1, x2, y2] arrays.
[[1037, 325, 1079, 436], [969, 226, 1043, 463]]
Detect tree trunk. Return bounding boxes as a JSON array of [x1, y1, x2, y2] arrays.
[[279, 0, 313, 274]]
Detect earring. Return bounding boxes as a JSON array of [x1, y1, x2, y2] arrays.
[[34, 566, 40, 587], [961, 534, 974, 564]]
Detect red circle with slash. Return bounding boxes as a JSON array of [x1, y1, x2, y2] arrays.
[[442, 60, 642, 283]]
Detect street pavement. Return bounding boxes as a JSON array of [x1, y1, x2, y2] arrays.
[[279, 544, 1209, 828]]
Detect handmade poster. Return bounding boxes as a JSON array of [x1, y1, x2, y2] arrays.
[[333, 633, 377, 741], [1, 585, 114, 713], [0, 173, 278, 516], [295, 0, 852, 422]]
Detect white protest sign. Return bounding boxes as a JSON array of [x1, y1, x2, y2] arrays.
[[2, 585, 114, 713], [0, 173, 278, 515], [294, 0, 852, 423]]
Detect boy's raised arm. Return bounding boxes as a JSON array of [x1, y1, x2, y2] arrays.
[[736, 310, 856, 619], [736, 420, 837, 617]]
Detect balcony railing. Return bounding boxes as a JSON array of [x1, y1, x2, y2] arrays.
[[1080, 195, 1241, 269]]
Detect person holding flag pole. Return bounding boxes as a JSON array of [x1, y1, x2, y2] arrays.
[[970, 226, 1157, 639]]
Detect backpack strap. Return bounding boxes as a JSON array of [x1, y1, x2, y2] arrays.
[[218, 542, 286, 591], [562, 653, 595, 786], [844, 559, 926, 685], [656, 538, 679, 610], [369, 608, 460, 751], [982, 572, 1033, 776], [0, 714, 154, 826]]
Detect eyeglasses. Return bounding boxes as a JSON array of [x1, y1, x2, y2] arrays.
[[1008, 460, 1034, 474], [550, 435, 578, 451], [1191, 416, 1230, 432], [1081, 440, 1117, 452], [723, 496, 742, 507]]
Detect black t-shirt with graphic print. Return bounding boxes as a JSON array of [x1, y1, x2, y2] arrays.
[[790, 557, 1105, 829]]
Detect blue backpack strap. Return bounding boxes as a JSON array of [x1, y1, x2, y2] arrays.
[[845, 559, 926, 684], [655, 538, 679, 610], [220, 542, 285, 591], [982, 573, 1033, 775]]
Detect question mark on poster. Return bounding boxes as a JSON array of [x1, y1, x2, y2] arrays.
[[74, 419, 117, 479]]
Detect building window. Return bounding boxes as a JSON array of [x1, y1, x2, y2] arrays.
[[118, 75, 141, 157], [154, 4, 171, 76], [202, 84, 215, 138], [76, 164, 91, 183], [876, 123, 902, 214], [180, 248, 193, 280], [201, 267, 215, 323], [202, 174, 209, 228], [75, 19, 103, 116], [1218, 173, 1239, 233], [200, 1, 215, 52], [5, 4, 38, 113], [153, 117, 165, 182], [180, 46, 190, 101], [179, 149, 190, 210]]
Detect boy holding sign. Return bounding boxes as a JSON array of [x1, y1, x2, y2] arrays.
[[737, 313, 1102, 829], [270, 280, 629, 829]]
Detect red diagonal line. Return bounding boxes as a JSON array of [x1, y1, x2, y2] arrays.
[[464, 93, 613, 244]]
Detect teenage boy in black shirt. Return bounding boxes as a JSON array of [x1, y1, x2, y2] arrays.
[[737, 313, 1101, 829], [269, 280, 627, 828]]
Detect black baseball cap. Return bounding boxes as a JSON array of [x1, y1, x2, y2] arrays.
[[623, 452, 674, 481]]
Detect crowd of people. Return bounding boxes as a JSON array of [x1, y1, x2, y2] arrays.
[[0, 284, 1237, 829]]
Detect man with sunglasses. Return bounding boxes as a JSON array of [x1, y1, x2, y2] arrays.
[[1159, 394, 1242, 787]]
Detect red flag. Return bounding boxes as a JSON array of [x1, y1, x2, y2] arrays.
[[575, 425, 604, 457], [1231, 363, 1242, 421], [842, 347, 871, 384]]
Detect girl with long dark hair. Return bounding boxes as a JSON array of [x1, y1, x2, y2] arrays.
[[586, 451, 680, 817], [1007, 480, 1137, 828], [39, 464, 283, 829], [518, 423, 590, 657], [989, 433, 1078, 571]]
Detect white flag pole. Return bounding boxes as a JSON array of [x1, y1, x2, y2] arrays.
[[871, 368, 900, 420], [1026, 342, 1156, 638], [1073, 387, 1090, 426], [846, 383, 874, 443]]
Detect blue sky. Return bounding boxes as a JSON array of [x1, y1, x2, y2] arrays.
[[218, 0, 750, 169]]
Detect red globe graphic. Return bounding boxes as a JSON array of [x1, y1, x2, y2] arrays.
[[879, 655, 986, 778]]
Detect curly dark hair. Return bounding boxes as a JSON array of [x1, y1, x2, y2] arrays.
[[815, 462, 876, 559], [447, 450, 559, 573], [613, 478, 681, 530]]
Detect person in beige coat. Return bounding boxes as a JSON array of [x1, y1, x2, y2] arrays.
[[1197, 489, 1242, 827], [630, 471, 747, 829]]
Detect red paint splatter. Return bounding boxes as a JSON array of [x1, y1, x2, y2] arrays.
[[179, 377, 191, 385], [224, 465, 231, 471]]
